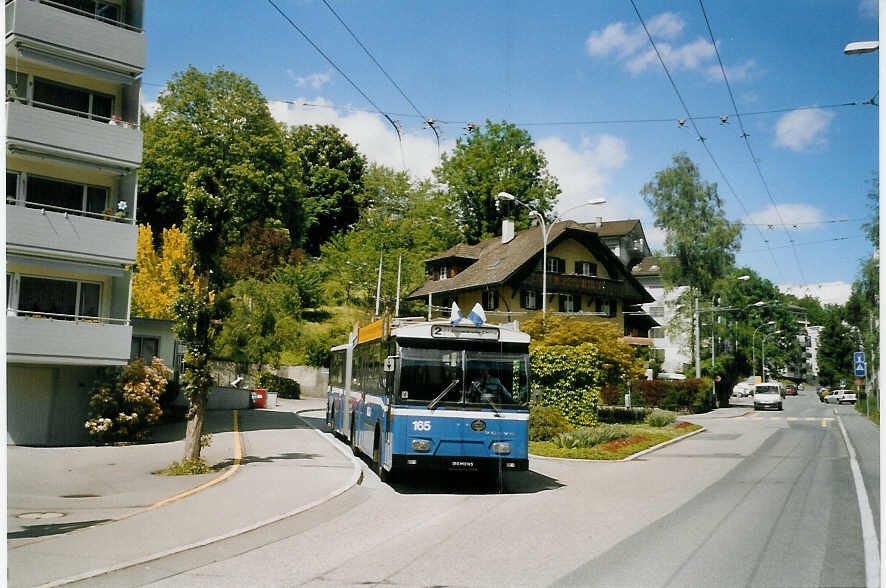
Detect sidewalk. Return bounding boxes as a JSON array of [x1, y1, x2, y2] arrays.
[[7, 398, 359, 587]]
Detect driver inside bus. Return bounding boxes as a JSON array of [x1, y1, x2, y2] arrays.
[[470, 368, 511, 402]]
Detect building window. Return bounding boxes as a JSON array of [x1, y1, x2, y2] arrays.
[[649, 306, 665, 318], [21, 174, 108, 216], [482, 290, 499, 310], [650, 326, 664, 339], [596, 298, 615, 317], [131, 337, 160, 364], [546, 257, 565, 273], [558, 294, 578, 313], [438, 264, 450, 280], [575, 261, 597, 276], [520, 289, 538, 310], [53, 0, 121, 23], [32, 77, 115, 122], [6, 171, 19, 203], [16, 276, 101, 320]]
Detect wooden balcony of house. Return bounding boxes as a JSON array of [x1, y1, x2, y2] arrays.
[[520, 271, 624, 297]]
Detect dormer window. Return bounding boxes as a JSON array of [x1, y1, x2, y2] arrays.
[[438, 264, 450, 280]]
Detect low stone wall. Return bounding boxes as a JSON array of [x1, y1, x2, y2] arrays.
[[173, 386, 252, 410], [277, 365, 329, 398]]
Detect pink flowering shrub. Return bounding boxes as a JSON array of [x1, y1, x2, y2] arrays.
[[85, 358, 173, 442]]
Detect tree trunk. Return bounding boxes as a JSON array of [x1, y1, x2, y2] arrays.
[[183, 393, 207, 462]]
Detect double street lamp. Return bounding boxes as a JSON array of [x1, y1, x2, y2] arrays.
[[495, 192, 606, 317], [752, 321, 777, 378]]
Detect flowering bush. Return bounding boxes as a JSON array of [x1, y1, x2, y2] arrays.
[[85, 358, 173, 442]]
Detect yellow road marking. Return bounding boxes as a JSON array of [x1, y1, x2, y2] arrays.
[[821, 419, 828, 428], [787, 417, 798, 421]]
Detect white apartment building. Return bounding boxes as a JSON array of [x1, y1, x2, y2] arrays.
[[632, 256, 692, 373], [6, 0, 145, 444]]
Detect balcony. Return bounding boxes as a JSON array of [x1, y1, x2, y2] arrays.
[[521, 271, 624, 298], [6, 0, 145, 78], [7, 203, 137, 265], [7, 314, 132, 366], [6, 100, 143, 169]]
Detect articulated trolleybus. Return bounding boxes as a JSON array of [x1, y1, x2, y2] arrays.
[[327, 312, 531, 480]]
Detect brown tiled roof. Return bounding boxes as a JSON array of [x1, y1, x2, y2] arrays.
[[407, 221, 654, 303], [631, 256, 679, 277], [579, 219, 641, 237], [425, 243, 484, 263]]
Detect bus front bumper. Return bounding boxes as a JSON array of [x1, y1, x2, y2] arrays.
[[392, 455, 529, 472]]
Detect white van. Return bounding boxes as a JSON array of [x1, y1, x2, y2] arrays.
[[753, 382, 783, 411]]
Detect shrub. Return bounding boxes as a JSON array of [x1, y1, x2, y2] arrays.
[[85, 358, 173, 442], [257, 372, 301, 399], [529, 405, 571, 441], [552, 424, 631, 449], [156, 458, 211, 476], [597, 406, 652, 424], [530, 344, 603, 426], [645, 409, 676, 427]]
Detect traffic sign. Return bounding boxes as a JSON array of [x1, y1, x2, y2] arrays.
[[854, 351, 866, 377]]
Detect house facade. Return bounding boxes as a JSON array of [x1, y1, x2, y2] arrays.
[[584, 218, 651, 270], [631, 256, 692, 373], [407, 220, 654, 332], [6, 0, 145, 445]]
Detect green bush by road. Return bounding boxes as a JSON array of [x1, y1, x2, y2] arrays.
[[529, 422, 701, 460]]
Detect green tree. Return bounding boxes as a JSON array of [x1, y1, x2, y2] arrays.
[[131, 225, 197, 319], [138, 67, 305, 246], [817, 306, 855, 387], [286, 125, 366, 254], [433, 120, 559, 244], [641, 153, 742, 297]]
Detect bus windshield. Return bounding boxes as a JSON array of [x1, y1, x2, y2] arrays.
[[398, 347, 529, 407]]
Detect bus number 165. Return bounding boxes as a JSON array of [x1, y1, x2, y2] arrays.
[[413, 420, 431, 431]]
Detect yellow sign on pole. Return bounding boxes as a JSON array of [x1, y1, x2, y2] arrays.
[[357, 317, 386, 344]]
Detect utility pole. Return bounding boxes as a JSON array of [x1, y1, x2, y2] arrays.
[[694, 297, 701, 378], [711, 296, 716, 404]]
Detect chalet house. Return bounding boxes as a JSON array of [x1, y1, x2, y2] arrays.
[[585, 218, 651, 271], [406, 220, 655, 334]]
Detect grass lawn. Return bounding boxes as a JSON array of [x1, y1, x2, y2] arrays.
[[529, 421, 703, 460]]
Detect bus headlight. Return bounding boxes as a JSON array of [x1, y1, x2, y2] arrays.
[[492, 442, 511, 455], [412, 439, 431, 451]]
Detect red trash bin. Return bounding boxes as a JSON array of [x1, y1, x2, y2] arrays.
[[253, 388, 267, 409]]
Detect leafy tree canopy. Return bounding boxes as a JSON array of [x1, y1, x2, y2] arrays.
[[433, 120, 559, 244], [131, 225, 197, 319], [641, 153, 742, 297]]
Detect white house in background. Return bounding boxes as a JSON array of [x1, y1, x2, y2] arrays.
[[805, 325, 824, 384], [631, 256, 692, 373]]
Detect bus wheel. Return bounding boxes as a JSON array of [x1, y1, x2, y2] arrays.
[[350, 417, 359, 455]]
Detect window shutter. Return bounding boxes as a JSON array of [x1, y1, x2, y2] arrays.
[[558, 295, 566, 312], [589, 263, 597, 276], [574, 261, 582, 274], [558, 258, 565, 273], [520, 290, 528, 309], [574, 294, 581, 311], [610, 299, 618, 317]]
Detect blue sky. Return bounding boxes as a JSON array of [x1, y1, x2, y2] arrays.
[[142, 1, 879, 304]]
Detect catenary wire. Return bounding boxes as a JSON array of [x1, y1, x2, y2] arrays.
[[698, 0, 806, 284], [735, 235, 865, 254], [628, 0, 783, 278], [264, 0, 404, 144]]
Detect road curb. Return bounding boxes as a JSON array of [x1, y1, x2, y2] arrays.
[[529, 426, 707, 464], [37, 411, 363, 587]]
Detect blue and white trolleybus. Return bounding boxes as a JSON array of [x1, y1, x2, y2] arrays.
[[326, 314, 531, 480]]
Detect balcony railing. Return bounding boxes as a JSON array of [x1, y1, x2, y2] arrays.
[[6, 197, 134, 224], [36, 0, 143, 32], [7, 313, 133, 365], [521, 271, 624, 297], [8, 309, 129, 325]]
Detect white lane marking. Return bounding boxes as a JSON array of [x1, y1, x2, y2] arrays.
[[835, 413, 880, 588]]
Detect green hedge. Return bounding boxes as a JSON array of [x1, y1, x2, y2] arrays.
[[530, 344, 604, 426], [596, 406, 652, 424], [603, 379, 714, 413], [256, 373, 301, 399], [528, 405, 572, 441]]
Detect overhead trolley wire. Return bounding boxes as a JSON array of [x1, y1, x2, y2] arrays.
[[698, 0, 806, 284], [318, 0, 438, 156], [736, 235, 865, 254], [628, 0, 783, 278], [264, 0, 403, 147]]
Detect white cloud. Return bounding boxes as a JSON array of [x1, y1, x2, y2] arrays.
[[779, 282, 852, 306], [586, 13, 741, 81], [743, 204, 825, 231], [705, 58, 757, 82], [268, 98, 449, 180], [537, 134, 628, 219], [774, 108, 834, 151], [859, 0, 877, 18], [142, 100, 160, 116], [288, 69, 333, 89]]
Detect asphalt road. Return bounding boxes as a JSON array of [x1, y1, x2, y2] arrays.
[[83, 392, 877, 588]]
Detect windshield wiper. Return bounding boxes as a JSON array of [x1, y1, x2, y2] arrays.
[[483, 397, 501, 416], [428, 379, 460, 410]]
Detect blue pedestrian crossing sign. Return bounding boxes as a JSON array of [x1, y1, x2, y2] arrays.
[[854, 352, 866, 377]]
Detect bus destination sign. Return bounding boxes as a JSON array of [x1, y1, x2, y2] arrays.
[[431, 325, 499, 341]]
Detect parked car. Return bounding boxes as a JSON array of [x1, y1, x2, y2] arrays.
[[784, 383, 797, 396], [824, 389, 857, 405], [732, 376, 757, 397], [754, 382, 783, 411], [818, 387, 830, 402]]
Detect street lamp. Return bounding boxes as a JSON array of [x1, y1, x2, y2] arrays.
[[761, 330, 782, 381], [844, 41, 879, 55], [693, 275, 752, 379], [495, 192, 606, 317], [752, 321, 777, 378]]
